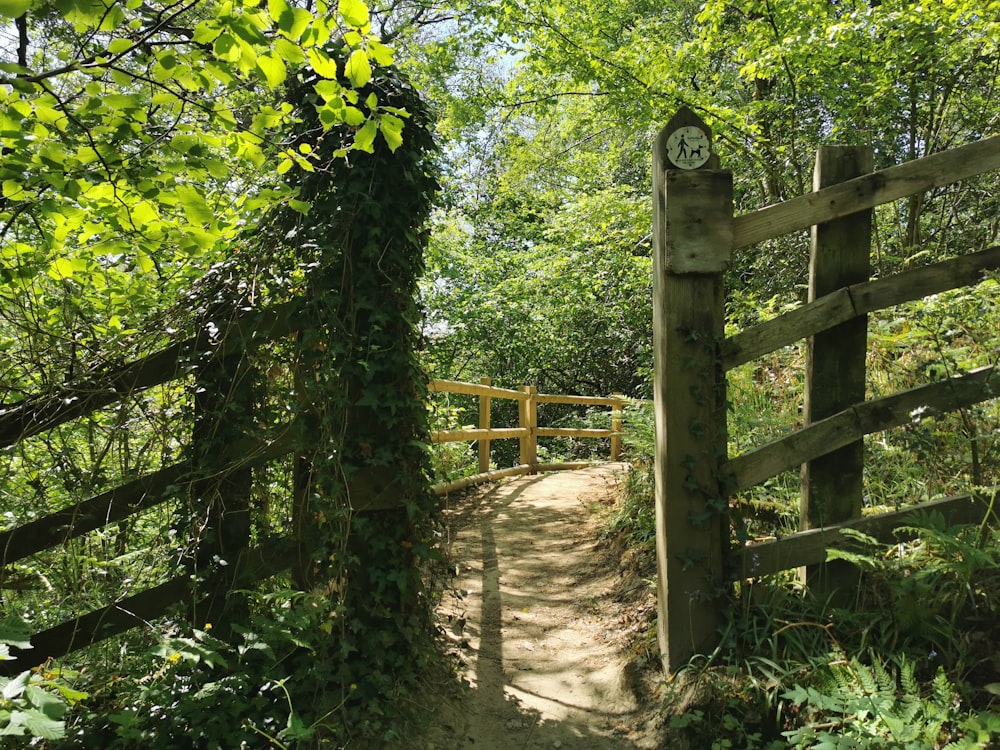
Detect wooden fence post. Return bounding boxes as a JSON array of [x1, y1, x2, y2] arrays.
[[519, 385, 538, 472], [479, 377, 492, 474], [652, 114, 733, 674], [801, 146, 873, 599], [610, 393, 624, 461]]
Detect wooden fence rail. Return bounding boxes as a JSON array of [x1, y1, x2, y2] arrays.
[[654, 115, 1000, 672]]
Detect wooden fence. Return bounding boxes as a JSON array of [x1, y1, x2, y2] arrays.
[[0, 302, 622, 674], [429, 377, 624, 495], [653, 122, 1000, 672]]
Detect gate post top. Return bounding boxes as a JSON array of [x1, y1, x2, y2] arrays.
[[654, 110, 733, 275]]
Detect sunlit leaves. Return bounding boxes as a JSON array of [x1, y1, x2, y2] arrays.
[[345, 49, 372, 87], [338, 0, 369, 29]]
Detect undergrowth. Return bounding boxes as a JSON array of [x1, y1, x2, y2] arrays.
[[608, 285, 1000, 748]]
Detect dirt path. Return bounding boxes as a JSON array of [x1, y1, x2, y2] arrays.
[[423, 464, 665, 749]]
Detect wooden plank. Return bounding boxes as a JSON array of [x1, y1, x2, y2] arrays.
[[653, 123, 732, 673], [726, 366, 999, 492], [800, 147, 871, 600], [663, 170, 734, 273], [0, 428, 297, 564], [536, 427, 616, 439], [735, 493, 992, 578], [430, 427, 527, 443], [427, 379, 527, 400], [0, 300, 302, 448], [611, 394, 624, 461], [732, 136, 1000, 249], [723, 246, 1000, 369], [520, 386, 538, 470], [0, 535, 304, 674], [433, 465, 534, 496], [534, 393, 626, 406]]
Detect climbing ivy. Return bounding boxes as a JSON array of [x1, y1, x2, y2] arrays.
[[250, 53, 441, 743]]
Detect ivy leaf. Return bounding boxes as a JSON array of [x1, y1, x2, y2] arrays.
[[338, 0, 368, 28], [345, 49, 371, 88]]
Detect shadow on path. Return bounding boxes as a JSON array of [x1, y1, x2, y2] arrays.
[[432, 464, 660, 750]]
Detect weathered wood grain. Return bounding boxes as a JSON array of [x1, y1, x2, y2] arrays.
[[726, 366, 999, 492], [724, 246, 1000, 369], [735, 493, 993, 578], [732, 136, 1000, 249]]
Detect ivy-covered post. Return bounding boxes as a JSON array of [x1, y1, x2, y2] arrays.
[[479, 377, 492, 474], [652, 109, 732, 673], [259, 63, 441, 721], [800, 146, 873, 599]]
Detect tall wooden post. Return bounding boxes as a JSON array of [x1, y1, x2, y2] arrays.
[[478, 377, 492, 474], [653, 111, 732, 674], [801, 146, 873, 599], [519, 385, 538, 472]]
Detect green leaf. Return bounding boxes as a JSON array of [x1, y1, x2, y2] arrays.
[[22, 708, 65, 739], [257, 53, 287, 88], [344, 49, 371, 88], [274, 37, 304, 64], [288, 198, 311, 214], [367, 39, 393, 66], [46, 257, 84, 280], [314, 79, 341, 101], [0, 0, 31, 19], [353, 119, 377, 152], [343, 106, 365, 126], [266, 0, 290, 24], [107, 37, 132, 54], [378, 114, 404, 152], [338, 0, 368, 28], [1, 179, 23, 199], [174, 184, 214, 225], [308, 47, 338, 79]]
